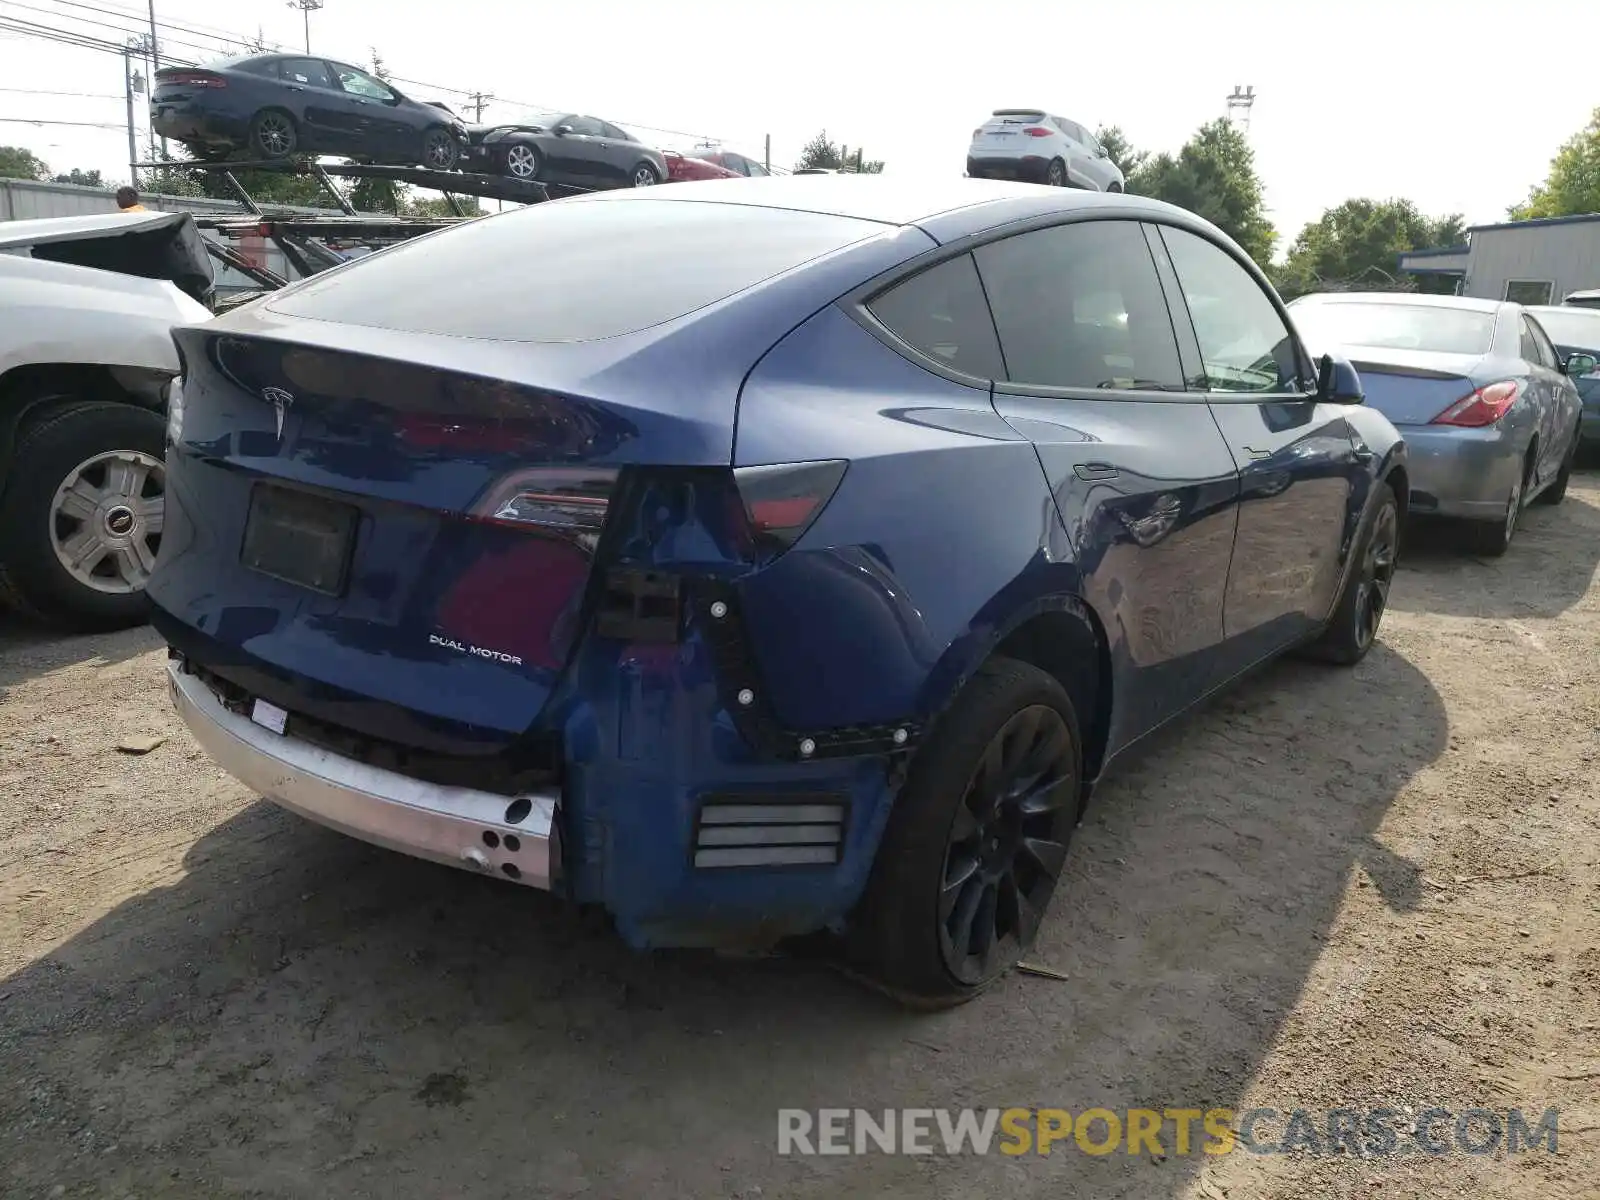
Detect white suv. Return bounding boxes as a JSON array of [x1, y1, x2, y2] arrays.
[[967, 109, 1125, 192]]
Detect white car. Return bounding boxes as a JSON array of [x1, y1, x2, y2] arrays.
[[0, 211, 213, 629], [967, 109, 1125, 192]]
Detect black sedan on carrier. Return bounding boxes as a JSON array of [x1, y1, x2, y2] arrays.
[[460, 113, 668, 189], [152, 55, 467, 170]]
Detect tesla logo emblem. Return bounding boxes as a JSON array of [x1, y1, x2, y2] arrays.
[[261, 387, 294, 442]]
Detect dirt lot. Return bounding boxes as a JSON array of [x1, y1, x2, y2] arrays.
[[2, 476, 1598, 1200]]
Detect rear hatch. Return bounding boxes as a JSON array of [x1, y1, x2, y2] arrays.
[[971, 110, 1050, 153], [149, 193, 914, 744]]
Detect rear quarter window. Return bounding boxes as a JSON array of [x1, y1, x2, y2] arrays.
[[865, 253, 1004, 380], [266, 199, 887, 343]]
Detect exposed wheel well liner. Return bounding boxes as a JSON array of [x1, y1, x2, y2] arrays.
[[990, 601, 1112, 784]]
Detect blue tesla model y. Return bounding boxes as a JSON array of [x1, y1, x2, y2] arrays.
[[149, 176, 1407, 1005]]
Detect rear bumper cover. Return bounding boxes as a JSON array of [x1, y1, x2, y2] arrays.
[[168, 659, 559, 889], [1396, 424, 1524, 519]]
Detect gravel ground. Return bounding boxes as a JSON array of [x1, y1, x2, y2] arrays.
[[2, 476, 1597, 1200]]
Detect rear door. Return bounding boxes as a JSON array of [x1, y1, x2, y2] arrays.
[[1051, 118, 1092, 186], [557, 116, 615, 184], [1521, 313, 1571, 485], [276, 57, 346, 148], [1153, 223, 1362, 657], [972, 217, 1244, 752]]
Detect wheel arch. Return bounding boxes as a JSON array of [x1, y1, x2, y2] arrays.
[[0, 363, 167, 491]]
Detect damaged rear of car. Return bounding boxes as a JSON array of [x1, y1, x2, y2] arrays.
[[149, 191, 953, 964]]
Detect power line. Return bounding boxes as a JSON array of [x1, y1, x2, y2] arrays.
[[0, 115, 127, 128], [0, 85, 125, 98]]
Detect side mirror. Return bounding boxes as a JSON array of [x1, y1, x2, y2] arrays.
[[1315, 352, 1364, 404], [555, 124, 573, 137], [1564, 352, 1598, 378]]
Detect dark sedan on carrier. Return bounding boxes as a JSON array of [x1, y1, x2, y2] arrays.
[[151, 55, 467, 170], [461, 113, 668, 188], [151, 178, 1405, 1006]]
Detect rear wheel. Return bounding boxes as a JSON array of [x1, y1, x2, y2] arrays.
[[847, 657, 1082, 1007], [0, 400, 165, 631], [631, 161, 660, 187], [420, 126, 459, 171], [1045, 157, 1067, 187], [502, 142, 542, 181], [1107, 181, 1124, 193], [248, 109, 297, 159], [1467, 465, 1526, 557]]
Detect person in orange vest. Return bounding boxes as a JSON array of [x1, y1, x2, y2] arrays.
[[115, 186, 147, 212]]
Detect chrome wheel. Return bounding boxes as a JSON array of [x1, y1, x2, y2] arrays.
[[938, 705, 1075, 985], [50, 450, 164, 595], [505, 144, 539, 179], [632, 164, 657, 187], [1353, 501, 1397, 650]]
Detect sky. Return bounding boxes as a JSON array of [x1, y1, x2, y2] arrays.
[[1, 0, 1595, 257]]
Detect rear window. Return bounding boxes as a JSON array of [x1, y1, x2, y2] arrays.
[[1290, 302, 1495, 356], [267, 199, 884, 343], [1531, 308, 1600, 349]]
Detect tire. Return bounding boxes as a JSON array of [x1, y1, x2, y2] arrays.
[[630, 161, 660, 187], [0, 400, 165, 632], [1466, 454, 1531, 557], [1045, 157, 1067, 187], [1534, 422, 1580, 505], [248, 109, 298, 159], [1107, 182, 1124, 193], [501, 142, 542, 181], [846, 657, 1084, 1008], [1301, 482, 1399, 665], [420, 126, 459, 172]]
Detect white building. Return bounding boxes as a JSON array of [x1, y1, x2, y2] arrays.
[[1398, 212, 1600, 305]]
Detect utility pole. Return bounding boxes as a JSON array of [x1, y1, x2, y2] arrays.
[[124, 46, 139, 185], [1226, 85, 1256, 134], [764, 133, 770, 172], [288, 0, 324, 54], [146, 0, 165, 154], [463, 92, 493, 122]]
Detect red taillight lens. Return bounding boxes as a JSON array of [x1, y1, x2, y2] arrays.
[[471, 466, 619, 550], [971, 128, 983, 138], [1431, 380, 1520, 427], [159, 70, 227, 88], [733, 460, 847, 553], [1024, 127, 1051, 137]]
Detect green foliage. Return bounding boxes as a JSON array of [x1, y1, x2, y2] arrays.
[[1131, 119, 1275, 264], [794, 130, 884, 174], [52, 167, 105, 188], [1509, 106, 1600, 220], [1276, 198, 1466, 298], [350, 176, 407, 214], [405, 195, 483, 218], [0, 145, 50, 181]]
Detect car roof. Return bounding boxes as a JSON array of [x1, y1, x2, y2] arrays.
[[0, 209, 191, 251], [559, 174, 1197, 241], [1295, 291, 1503, 314]]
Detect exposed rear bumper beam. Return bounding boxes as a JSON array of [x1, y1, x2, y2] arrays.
[[166, 660, 559, 890]]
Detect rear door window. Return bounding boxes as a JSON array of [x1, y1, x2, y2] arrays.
[[1524, 316, 1559, 369], [974, 219, 1184, 391], [267, 199, 887, 343], [864, 253, 1004, 380]]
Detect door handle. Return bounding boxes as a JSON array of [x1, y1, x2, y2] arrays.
[[1243, 446, 1271, 460], [1073, 462, 1119, 481]]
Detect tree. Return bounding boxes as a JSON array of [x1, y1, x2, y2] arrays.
[[1509, 106, 1600, 220], [350, 175, 408, 214], [1276, 198, 1466, 298], [1132, 119, 1276, 264], [405, 195, 482, 218], [52, 168, 105, 188], [795, 130, 884, 174], [1094, 125, 1147, 183], [0, 145, 50, 181]]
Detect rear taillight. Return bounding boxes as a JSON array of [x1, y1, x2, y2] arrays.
[[971, 127, 982, 138], [158, 70, 227, 88], [1024, 127, 1051, 137], [732, 460, 847, 554], [472, 467, 619, 551], [1431, 380, 1520, 428]]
